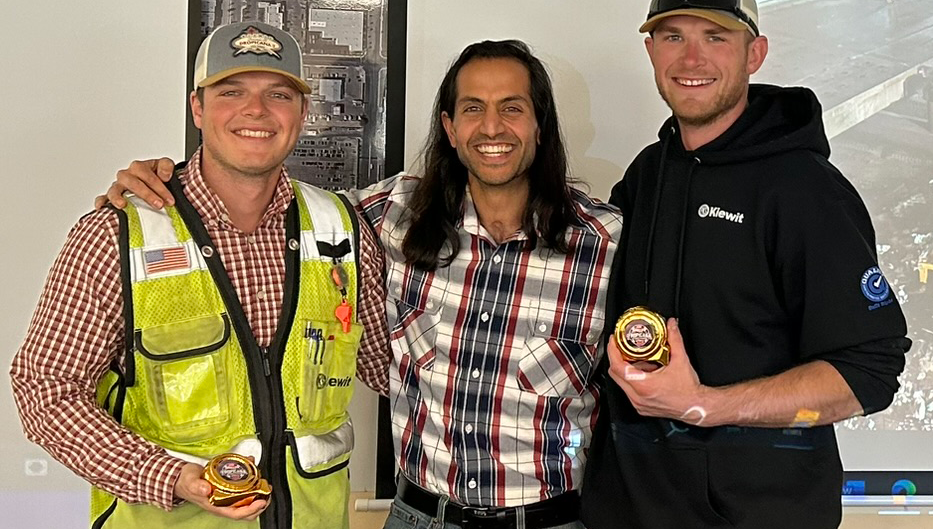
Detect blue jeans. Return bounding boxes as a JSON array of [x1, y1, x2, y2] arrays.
[[382, 495, 586, 529]]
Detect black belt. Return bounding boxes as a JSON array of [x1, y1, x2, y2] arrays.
[[397, 475, 579, 529]]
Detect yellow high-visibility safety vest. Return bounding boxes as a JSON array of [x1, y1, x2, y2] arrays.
[[92, 175, 363, 529]]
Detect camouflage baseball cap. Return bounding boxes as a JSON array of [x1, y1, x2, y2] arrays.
[[193, 21, 311, 94]]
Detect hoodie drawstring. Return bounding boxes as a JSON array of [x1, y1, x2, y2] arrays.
[[642, 127, 698, 319], [673, 159, 698, 317], [643, 133, 671, 298]]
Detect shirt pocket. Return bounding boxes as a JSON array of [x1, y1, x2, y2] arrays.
[[518, 309, 599, 397], [515, 241, 609, 398], [517, 299, 605, 398], [386, 264, 448, 372], [135, 313, 232, 442]]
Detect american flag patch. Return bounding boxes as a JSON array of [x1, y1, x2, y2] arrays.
[[144, 247, 190, 275]]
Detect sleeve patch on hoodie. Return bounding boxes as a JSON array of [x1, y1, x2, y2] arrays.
[[860, 266, 893, 308]]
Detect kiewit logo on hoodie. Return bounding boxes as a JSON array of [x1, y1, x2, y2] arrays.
[[698, 204, 744, 224]]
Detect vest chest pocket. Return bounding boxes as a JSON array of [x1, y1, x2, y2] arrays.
[[297, 319, 363, 429], [135, 313, 232, 442]]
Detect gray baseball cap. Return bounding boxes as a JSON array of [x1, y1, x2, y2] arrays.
[[193, 21, 311, 94]]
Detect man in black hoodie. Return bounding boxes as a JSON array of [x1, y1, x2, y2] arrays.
[[581, 1, 910, 528]]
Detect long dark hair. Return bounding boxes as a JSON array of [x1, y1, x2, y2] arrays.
[[402, 39, 576, 270]]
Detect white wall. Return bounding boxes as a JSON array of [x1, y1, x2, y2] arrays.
[[1, 1, 184, 525]]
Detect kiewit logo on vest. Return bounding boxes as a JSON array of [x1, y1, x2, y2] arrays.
[[316, 374, 352, 389], [698, 204, 744, 224]]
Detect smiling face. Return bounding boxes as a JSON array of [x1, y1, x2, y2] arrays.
[[441, 57, 539, 191], [646, 14, 767, 129], [191, 70, 306, 181]]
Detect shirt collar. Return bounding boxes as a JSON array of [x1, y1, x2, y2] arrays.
[[460, 183, 529, 244], [180, 146, 295, 229]]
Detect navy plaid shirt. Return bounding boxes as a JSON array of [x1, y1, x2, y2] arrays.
[[352, 174, 622, 507]]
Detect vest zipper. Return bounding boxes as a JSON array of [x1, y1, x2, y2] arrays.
[[168, 177, 297, 529], [261, 346, 272, 376]]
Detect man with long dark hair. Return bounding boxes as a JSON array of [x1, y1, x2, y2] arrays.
[[397, 40, 578, 270], [101, 39, 622, 529], [357, 40, 621, 529]]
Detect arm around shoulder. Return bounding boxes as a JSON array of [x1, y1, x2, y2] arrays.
[[353, 211, 391, 396]]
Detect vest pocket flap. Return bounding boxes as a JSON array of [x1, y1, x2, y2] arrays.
[[288, 422, 354, 478], [136, 313, 231, 360]]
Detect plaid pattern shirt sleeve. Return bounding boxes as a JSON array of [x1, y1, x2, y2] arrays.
[[354, 210, 391, 396], [344, 175, 398, 238], [9, 209, 186, 510]]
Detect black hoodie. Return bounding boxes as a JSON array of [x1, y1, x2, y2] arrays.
[[581, 85, 910, 529]]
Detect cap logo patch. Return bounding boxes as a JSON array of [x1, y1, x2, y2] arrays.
[[231, 26, 283, 59]]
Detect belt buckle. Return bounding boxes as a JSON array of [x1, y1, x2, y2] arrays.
[[461, 506, 510, 529]]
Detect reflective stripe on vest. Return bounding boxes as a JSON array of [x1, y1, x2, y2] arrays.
[[293, 183, 357, 264]]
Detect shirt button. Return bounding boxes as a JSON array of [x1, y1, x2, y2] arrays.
[[220, 213, 231, 223], [246, 235, 256, 245], [257, 290, 267, 300], [538, 323, 547, 333], [468, 479, 477, 489], [465, 424, 474, 434], [472, 369, 480, 379], [426, 300, 435, 309], [394, 286, 402, 294], [480, 312, 489, 322], [493, 255, 502, 264]]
